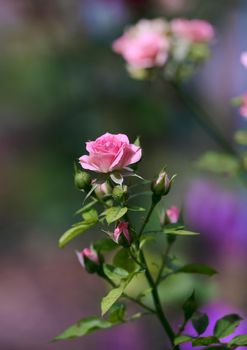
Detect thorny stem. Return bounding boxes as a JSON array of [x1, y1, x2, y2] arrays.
[[138, 199, 179, 350]]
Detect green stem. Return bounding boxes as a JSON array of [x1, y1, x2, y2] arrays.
[[138, 199, 178, 350], [156, 237, 176, 286]]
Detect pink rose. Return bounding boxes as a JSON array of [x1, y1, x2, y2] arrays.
[[112, 19, 170, 69], [79, 133, 142, 173], [171, 18, 214, 43], [113, 221, 131, 246], [166, 206, 180, 224], [239, 93, 247, 118], [241, 52, 247, 69]]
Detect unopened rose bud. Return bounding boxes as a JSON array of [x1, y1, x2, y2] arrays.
[[94, 181, 112, 200], [112, 185, 128, 201], [113, 221, 132, 247], [76, 247, 101, 273], [74, 171, 91, 191], [151, 169, 176, 199], [165, 206, 180, 224]]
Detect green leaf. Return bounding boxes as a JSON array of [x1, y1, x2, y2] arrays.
[[82, 209, 98, 223], [103, 264, 129, 281], [75, 199, 98, 216], [93, 239, 118, 253], [230, 335, 247, 346], [59, 209, 98, 248], [234, 130, 247, 145], [128, 206, 146, 212], [192, 312, 209, 335], [101, 283, 126, 316], [166, 229, 199, 236], [104, 206, 128, 224], [177, 264, 217, 276], [183, 291, 197, 321], [53, 317, 113, 341], [59, 222, 95, 248], [113, 248, 136, 273], [214, 314, 242, 338], [140, 236, 155, 249], [174, 335, 193, 345], [108, 303, 125, 324], [196, 152, 239, 175], [192, 336, 219, 347]]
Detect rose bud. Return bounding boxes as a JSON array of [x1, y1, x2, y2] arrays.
[[74, 170, 91, 191], [113, 221, 132, 247], [151, 169, 176, 199], [165, 206, 180, 224], [94, 181, 112, 199], [76, 247, 101, 274], [112, 185, 128, 202]]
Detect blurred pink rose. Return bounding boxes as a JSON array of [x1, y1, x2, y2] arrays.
[[113, 221, 131, 245], [166, 206, 180, 224], [239, 93, 247, 118], [241, 52, 247, 69], [112, 19, 170, 69], [171, 18, 214, 43], [79, 133, 142, 173]]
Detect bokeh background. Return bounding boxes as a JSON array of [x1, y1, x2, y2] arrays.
[[1, 0, 247, 349]]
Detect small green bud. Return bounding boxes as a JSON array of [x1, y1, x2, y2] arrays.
[[151, 169, 176, 198], [74, 171, 91, 191], [112, 185, 128, 201]]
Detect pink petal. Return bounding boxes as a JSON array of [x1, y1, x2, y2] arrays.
[[79, 155, 100, 172]]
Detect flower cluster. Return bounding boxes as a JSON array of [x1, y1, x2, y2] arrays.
[[112, 18, 215, 81], [55, 133, 247, 350]]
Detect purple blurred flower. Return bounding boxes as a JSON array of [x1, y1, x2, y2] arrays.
[[181, 302, 247, 350], [184, 180, 247, 253]]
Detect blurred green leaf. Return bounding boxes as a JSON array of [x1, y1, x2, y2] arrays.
[[104, 206, 128, 224], [192, 312, 209, 335], [82, 209, 98, 223], [214, 314, 242, 338], [53, 317, 113, 341], [183, 291, 197, 321], [234, 130, 247, 145], [192, 336, 219, 346], [108, 303, 126, 324], [174, 335, 193, 345], [177, 264, 217, 276], [230, 335, 247, 346], [140, 236, 155, 249], [93, 239, 118, 253], [196, 152, 239, 175]]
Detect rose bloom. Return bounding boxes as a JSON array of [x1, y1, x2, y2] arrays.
[[166, 206, 180, 224], [241, 52, 247, 69], [79, 133, 142, 173], [239, 93, 247, 118], [171, 18, 214, 43], [112, 19, 170, 69]]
